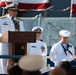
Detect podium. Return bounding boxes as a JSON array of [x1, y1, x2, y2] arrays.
[[0, 31, 36, 63]]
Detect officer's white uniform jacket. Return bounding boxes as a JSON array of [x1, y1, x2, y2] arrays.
[[49, 41, 75, 66], [0, 14, 25, 74], [0, 14, 25, 54], [29, 40, 47, 56]]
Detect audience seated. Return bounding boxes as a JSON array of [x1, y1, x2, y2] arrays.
[[7, 63, 22, 75], [48, 67, 66, 75], [58, 60, 72, 75], [18, 55, 44, 75]]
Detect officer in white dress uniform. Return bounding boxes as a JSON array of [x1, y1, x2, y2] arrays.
[[0, 3, 25, 74], [28, 26, 47, 71], [49, 30, 75, 66], [29, 26, 47, 56]]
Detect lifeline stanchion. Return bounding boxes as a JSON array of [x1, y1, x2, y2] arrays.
[[0, 55, 22, 59]]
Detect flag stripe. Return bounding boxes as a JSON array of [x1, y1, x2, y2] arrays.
[[17, 0, 49, 4], [72, 4, 76, 14], [0, 1, 52, 10], [72, 0, 76, 14], [18, 3, 52, 10], [0, 0, 49, 4]]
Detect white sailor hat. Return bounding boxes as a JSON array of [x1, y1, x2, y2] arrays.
[[5, 3, 18, 10], [59, 30, 71, 37], [18, 55, 44, 71], [32, 26, 43, 32]]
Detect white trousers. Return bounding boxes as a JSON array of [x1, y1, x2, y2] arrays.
[[0, 59, 8, 74], [0, 43, 9, 74]]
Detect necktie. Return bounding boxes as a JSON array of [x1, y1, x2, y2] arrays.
[[61, 43, 73, 56], [12, 17, 20, 31]]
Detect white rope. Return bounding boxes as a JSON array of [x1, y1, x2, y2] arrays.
[[49, 7, 70, 11]]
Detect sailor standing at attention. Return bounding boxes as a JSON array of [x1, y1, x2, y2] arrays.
[[29, 26, 47, 56], [28, 26, 47, 71], [49, 30, 75, 66], [0, 3, 25, 74]]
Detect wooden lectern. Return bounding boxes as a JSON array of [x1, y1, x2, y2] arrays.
[[0, 30, 36, 64]]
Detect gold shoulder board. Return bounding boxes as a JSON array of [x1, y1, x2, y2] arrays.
[[40, 39, 44, 42], [0, 15, 6, 19]]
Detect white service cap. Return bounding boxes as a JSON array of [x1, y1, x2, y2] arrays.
[[32, 26, 43, 32], [18, 55, 44, 71], [59, 30, 71, 37], [5, 3, 18, 10]]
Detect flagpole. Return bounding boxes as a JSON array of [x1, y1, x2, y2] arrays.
[[70, 0, 73, 18]]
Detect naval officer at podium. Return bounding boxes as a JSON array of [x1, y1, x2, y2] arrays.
[[0, 3, 25, 74]]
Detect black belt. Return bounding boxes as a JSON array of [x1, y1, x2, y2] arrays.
[[61, 44, 73, 56]]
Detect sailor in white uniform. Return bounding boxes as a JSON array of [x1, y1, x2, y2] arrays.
[[29, 26, 47, 56], [49, 30, 75, 66], [0, 3, 25, 74]]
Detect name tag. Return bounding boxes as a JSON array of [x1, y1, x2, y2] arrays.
[[32, 46, 36, 48]]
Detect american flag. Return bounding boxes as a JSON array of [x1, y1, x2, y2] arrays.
[[0, 0, 52, 11]]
